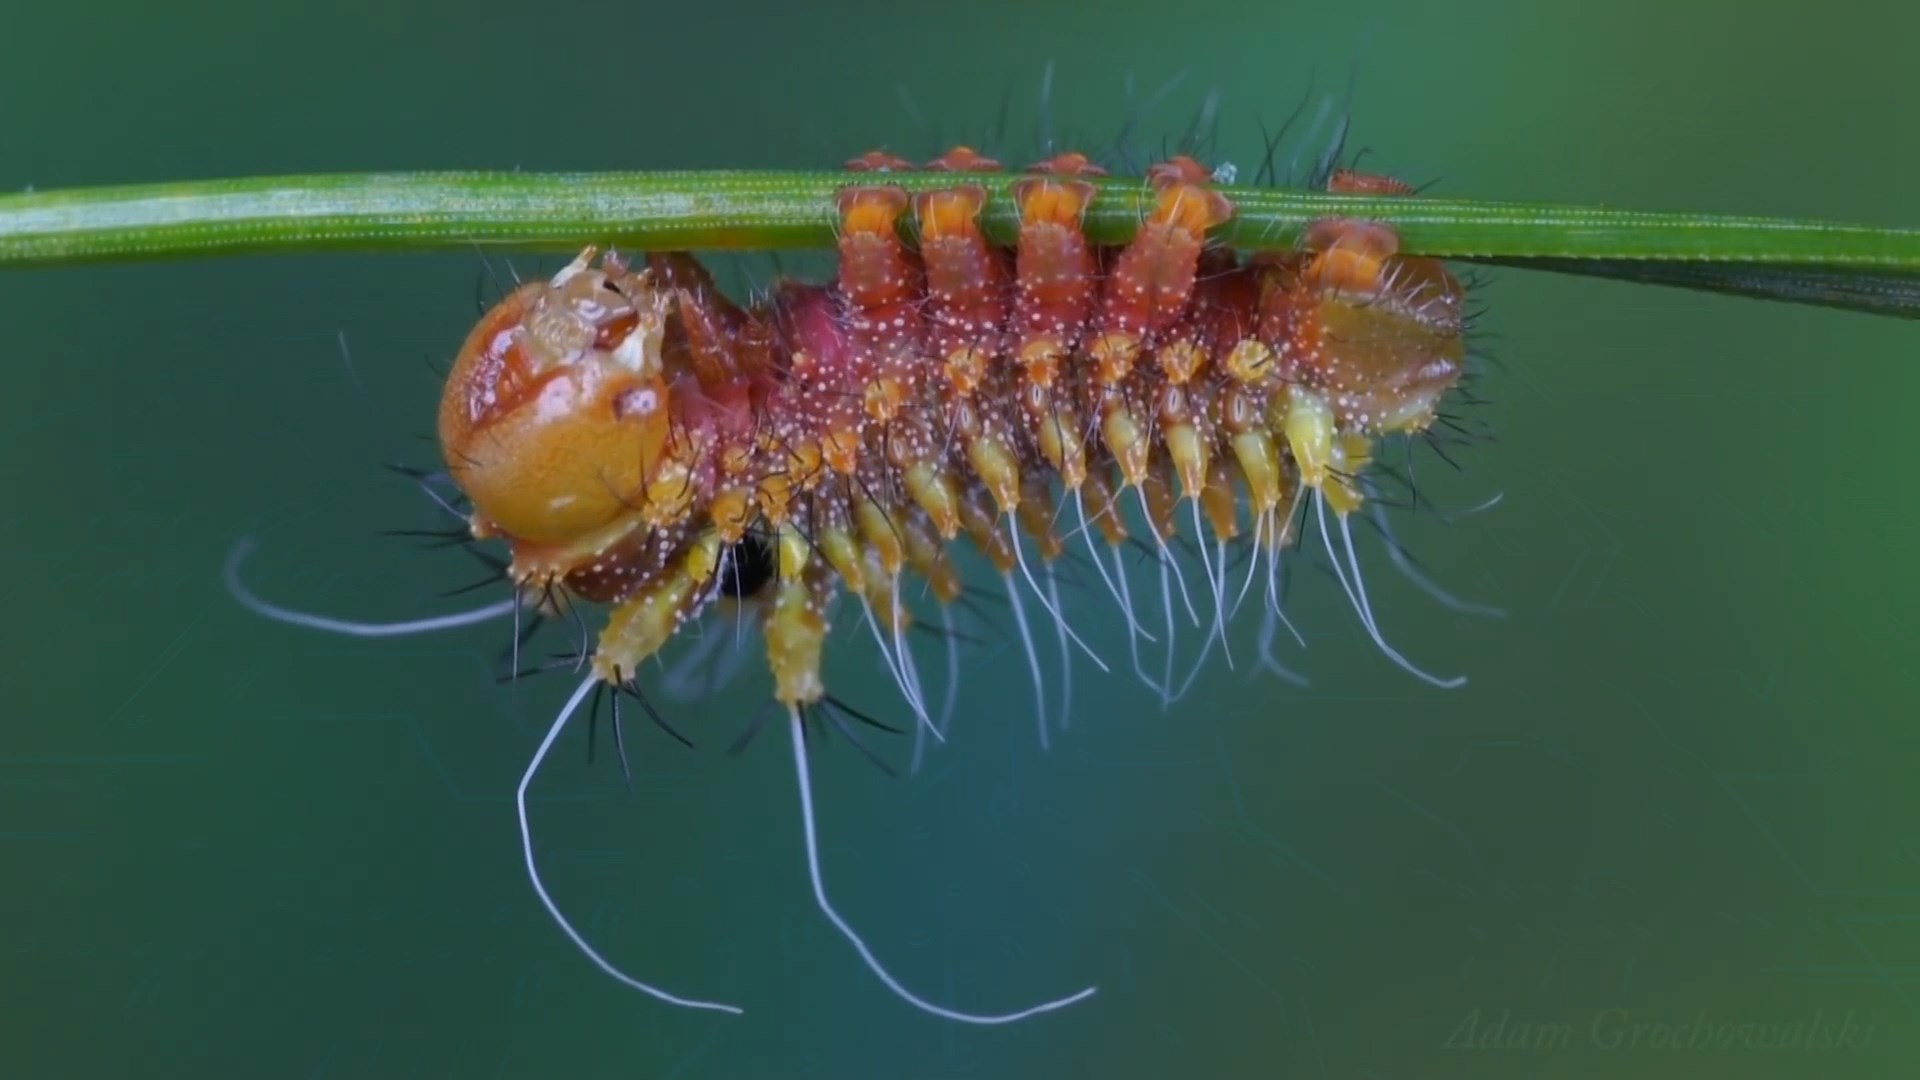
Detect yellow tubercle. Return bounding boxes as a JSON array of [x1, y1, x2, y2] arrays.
[[1081, 469, 1131, 546], [1164, 421, 1209, 501], [775, 522, 811, 581], [1323, 472, 1366, 516], [756, 471, 794, 526], [1101, 403, 1150, 489], [816, 526, 868, 595], [1322, 433, 1372, 516], [966, 435, 1023, 515], [707, 487, 754, 543], [1140, 466, 1179, 542], [957, 486, 1016, 574], [899, 510, 963, 605], [1222, 339, 1275, 386], [862, 376, 907, 423], [784, 437, 825, 483], [1283, 387, 1335, 492], [1201, 461, 1240, 542], [943, 346, 988, 396], [1089, 333, 1139, 386], [592, 532, 721, 682], [904, 463, 962, 540], [1015, 477, 1065, 562], [859, 552, 911, 631], [821, 427, 862, 475], [764, 575, 827, 708], [1229, 429, 1284, 516], [854, 499, 906, 576], [682, 531, 723, 582], [1157, 340, 1206, 385], [1017, 338, 1063, 387], [1034, 403, 1088, 491], [640, 456, 698, 527]]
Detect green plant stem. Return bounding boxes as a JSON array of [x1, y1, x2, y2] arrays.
[[4, 171, 1918, 316]]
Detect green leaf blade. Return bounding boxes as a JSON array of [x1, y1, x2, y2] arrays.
[[4, 171, 1917, 317]]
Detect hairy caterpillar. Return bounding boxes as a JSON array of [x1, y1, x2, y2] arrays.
[[227, 144, 1479, 1023]]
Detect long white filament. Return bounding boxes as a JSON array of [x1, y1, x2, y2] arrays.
[[519, 676, 744, 1014], [1230, 508, 1268, 621], [1189, 499, 1234, 671], [888, 576, 935, 738], [229, 528, 1128, 1024], [1043, 563, 1075, 731], [1364, 503, 1507, 619], [937, 603, 963, 740], [1315, 497, 1466, 690], [786, 713, 1097, 1024], [860, 600, 939, 741], [225, 538, 517, 637], [1002, 572, 1051, 750], [1076, 491, 1154, 644], [1111, 546, 1167, 699], [1134, 487, 1199, 626], [1008, 522, 1110, 673]]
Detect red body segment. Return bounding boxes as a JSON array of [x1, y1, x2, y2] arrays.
[[435, 153, 1470, 698]]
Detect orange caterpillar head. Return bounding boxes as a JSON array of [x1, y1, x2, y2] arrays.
[[437, 248, 675, 549]]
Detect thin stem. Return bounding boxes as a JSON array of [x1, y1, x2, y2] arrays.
[[1, 170, 1913, 264], [4, 171, 1917, 316]]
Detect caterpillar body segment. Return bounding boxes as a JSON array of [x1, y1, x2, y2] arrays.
[[237, 148, 1478, 1024]]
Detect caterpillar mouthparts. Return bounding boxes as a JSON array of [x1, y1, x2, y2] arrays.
[[439, 148, 1472, 722]]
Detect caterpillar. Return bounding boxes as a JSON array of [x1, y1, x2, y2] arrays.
[[227, 145, 1478, 1023]]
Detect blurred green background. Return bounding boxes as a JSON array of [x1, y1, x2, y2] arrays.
[[4, 2, 1917, 1077]]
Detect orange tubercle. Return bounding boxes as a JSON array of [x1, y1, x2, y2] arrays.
[[1327, 168, 1417, 196], [844, 150, 916, 173], [836, 185, 911, 240], [1027, 151, 1107, 177], [1300, 219, 1402, 296], [1149, 180, 1235, 237], [913, 186, 987, 242], [1011, 176, 1094, 228], [925, 146, 1002, 172]]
